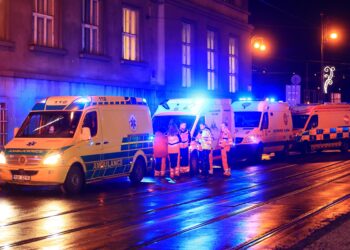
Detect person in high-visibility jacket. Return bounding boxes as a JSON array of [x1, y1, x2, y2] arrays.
[[218, 122, 233, 177], [167, 123, 181, 178], [198, 123, 212, 177], [153, 130, 168, 177], [179, 122, 191, 174]]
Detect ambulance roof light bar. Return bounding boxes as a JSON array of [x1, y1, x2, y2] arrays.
[[265, 97, 276, 102], [239, 97, 252, 101]]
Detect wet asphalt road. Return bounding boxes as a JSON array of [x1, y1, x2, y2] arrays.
[[1, 152, 350, 249]]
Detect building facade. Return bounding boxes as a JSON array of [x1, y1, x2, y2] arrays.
[[0, 0, 252, 146]]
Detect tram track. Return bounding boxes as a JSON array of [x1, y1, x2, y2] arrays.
[[2, 159, 350, 248], [0, 158, 346, 229], [233, 193, 350, 249], [128, 169, 350, 249]]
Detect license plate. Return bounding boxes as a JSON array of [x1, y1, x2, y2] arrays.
[[13, 175, 31, 181]]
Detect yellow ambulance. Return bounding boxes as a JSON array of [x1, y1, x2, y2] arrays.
[[0, 96, 154, 194]]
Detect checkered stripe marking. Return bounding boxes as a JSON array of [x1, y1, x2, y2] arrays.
[[297, 127, 350, 142]]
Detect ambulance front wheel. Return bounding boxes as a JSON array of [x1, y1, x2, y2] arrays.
[[253, 144, 263, 162], [62, 164, 85, 195], [130, 158, 145, 183]]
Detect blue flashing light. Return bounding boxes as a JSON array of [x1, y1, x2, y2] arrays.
[[40, 98, 47, 104], [143, 98, 147, 103], [190, 98, 205, 114], [75, 97, 91, 104]]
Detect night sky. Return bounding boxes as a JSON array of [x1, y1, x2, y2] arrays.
[[249, 0, 350, 102]]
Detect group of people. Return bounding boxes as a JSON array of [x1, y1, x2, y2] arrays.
[[153, 121, 233, 179]]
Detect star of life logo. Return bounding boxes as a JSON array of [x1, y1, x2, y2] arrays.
[[129, 115, 137, 131]]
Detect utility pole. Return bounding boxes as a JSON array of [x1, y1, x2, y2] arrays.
[[320, 12, 324, 103]]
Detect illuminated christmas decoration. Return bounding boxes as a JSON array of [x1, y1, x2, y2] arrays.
[[323, 66, 335, 94]]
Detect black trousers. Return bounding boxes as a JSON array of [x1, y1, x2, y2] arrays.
[[180, 147, 189, 166], [202, 149, 210, 176], [169, 153, 178, 169]]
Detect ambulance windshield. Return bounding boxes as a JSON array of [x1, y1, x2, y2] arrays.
[[16, 111, 83, 138], [234, 112, 262, 128], [292, 115, 309, 129], [153, 115, 196, 133]]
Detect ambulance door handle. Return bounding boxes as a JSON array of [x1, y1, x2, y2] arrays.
[[103, 141, 109, 145], [95, 142, 101, 146]]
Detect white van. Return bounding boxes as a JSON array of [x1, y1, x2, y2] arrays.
[[232, 100, 293, 161], [0, 96, 154, 194], [152, 98, 234, 170], [291, 103, 350, 153]]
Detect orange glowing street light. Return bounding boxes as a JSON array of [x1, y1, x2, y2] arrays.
[[251, 36, 268, 53], [329, 32, 338, 40]]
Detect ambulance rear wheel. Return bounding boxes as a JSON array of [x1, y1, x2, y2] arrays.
[[301, 141, 310, 155], [341, 140, 349, 153], [130, 158, 145, 183], [63, 165, 85, 195], [275, 144, 289, 159]]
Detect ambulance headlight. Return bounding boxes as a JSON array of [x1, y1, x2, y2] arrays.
[[243, 135, 259, 144], [43, 153, 62, 165], [0, 152, 6, 164]]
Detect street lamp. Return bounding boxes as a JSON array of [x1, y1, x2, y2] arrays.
[[320, 13, 340, 100], [251, 36, 268, 53], [329, 32, 338, 40]]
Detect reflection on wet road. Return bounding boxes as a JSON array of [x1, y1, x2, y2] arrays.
[[1, 152, 350, 249]]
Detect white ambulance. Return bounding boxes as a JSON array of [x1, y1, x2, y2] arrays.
[[232, 99, 293, 161], [0, 96, 154, 194], [152, 98, 234, 171], [291, 103, 350, 153]]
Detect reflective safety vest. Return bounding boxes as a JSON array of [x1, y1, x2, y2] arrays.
[[179, 129, 191, 148], [219, 128, 233, 149], [199, 128, 212, 150], [168, 134, 180, 154]]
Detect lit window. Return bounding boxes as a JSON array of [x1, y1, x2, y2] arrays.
[[229, 37, 238, 93], [207, 30, 216, 90], [122, 7, 138, 61], [0, 0, 8, 40], [0, 103, 7, 147], [82, 0, 101, 54], [33, 0, 55, 47], [182, 23, 191, 87]]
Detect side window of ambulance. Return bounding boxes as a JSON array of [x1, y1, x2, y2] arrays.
[[306, 115, 318, 130], [261, 112, 269, 130], [83, 111, 98, 137]]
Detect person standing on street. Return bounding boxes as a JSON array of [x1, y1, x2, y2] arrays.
[[167, 122, 181, 179], [153, 129, 168, 177], [198, 123, 212, 177], [179, 122, 191, 174], [219, 122, 233, 177]]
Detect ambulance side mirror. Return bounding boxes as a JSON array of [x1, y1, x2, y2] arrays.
[[14, 127, 19, 136], [81, 127, 91, 141]]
